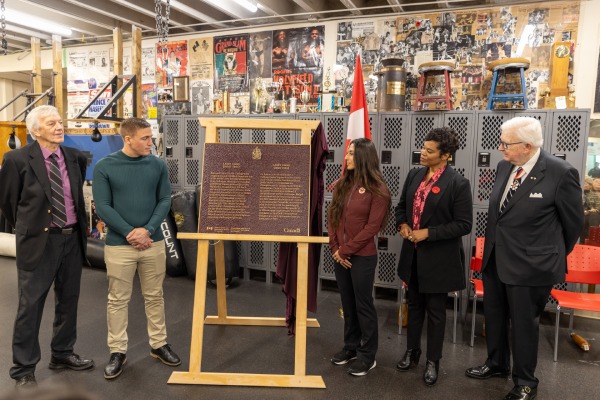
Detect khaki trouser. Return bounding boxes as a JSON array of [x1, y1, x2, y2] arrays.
[[105, 241, 167, 353]]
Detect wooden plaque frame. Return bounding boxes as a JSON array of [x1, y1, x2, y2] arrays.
[[169, 118, 327, 389]]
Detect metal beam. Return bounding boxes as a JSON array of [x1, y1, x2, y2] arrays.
[[2, 33, 35, 44], [4, 24, 52, 41], [165, 0, 232, 29], [58, 0, 157, 31], [386, 0, 404, 13], [339, 0, 364, 16], [110, 0, 196, 32], [292, 0, 328, 13], [198, 0, 262, 24], [18, 0, 125, 32], [11, 0, 110, 36], [6, 43, 29, 51], [257, 0, 294, 22]]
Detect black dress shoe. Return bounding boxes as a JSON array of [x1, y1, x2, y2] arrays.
[[396, 348, 422, 371], [423, 360, 439, 386], [150, 344, 181, 366], [104, 352, 127, 380], [503, 385, 537, 400], [15, 373, 37, 388], [465, 364, 510, 379], [49, 354, 94, 371]]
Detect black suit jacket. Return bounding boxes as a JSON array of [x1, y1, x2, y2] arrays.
[[0, 141, 88, 270], [482, 150, 584, 286], [395, 166, 473, 293]]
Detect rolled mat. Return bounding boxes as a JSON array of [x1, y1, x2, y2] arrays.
[[0, 232, 16, 258], [86, 238, 106, 269]]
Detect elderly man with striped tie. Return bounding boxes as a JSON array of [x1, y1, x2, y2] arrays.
[[0, 105, 93, 388], [465, 117, 583, 400]]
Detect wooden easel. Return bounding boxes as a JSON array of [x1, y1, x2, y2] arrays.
[[169, 118, 328, 388]]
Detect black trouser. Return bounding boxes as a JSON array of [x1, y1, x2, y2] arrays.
[[406, 257, 447, 361], [10, 232, 83, 380], [334, 255, 377, 364], [482, 252, 552, 388]]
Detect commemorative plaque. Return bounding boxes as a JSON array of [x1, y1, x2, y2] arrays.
[[199, 143, 310, 236]]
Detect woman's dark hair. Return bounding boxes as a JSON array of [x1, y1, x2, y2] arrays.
[[424, 127, 459, 156], [328, 138, 390, 230]]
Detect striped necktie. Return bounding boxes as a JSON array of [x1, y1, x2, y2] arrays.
[[49, 154, 67, 227], [500, 167, 524, 213]]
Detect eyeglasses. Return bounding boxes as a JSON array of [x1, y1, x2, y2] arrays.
[[499, 141, 523, 150]]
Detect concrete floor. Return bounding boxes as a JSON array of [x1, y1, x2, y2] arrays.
[[0, 255, 598, 399]]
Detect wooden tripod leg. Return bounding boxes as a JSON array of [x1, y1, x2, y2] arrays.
[[294, 243, 309, 376], [189, 239, 210, 373], [215, 240, 227, 319]]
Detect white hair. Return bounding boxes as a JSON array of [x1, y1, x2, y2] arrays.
[[501, 116, 543, 148], [25, 105, 61, 140]]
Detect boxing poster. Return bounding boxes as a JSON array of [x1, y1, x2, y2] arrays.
[[155, 41, 189, 88], [142, 47, 156, 83], [271, 26, 324, 105], [214, 34, 249, 93], [188, 37, 213, 80]]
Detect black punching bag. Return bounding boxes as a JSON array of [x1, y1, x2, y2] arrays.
[[161, 213, 187, 277], [86, 238, 106, 269], [171, 191, 199, 279], [207, 240, 240, 285]]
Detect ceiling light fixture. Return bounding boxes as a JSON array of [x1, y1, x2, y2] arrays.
[[5, 8, 72, 36], [233, 0, 259, 13]]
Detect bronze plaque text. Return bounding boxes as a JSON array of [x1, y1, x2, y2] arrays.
[[199, 143, 310, 236]]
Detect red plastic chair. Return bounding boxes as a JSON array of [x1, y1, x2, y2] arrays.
[[551, 244, 600, 361], [469, 237, 485, 347]]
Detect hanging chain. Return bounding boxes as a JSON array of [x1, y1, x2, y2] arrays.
[[1, 0, 7, 55], [155, 0, 170, 59]]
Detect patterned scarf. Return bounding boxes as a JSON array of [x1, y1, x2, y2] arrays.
[[412, 165, 446, 231]]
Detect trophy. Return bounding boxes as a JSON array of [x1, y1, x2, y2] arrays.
[[253, 78, 265, 113], [289, 86, 298, 113], [335, 82, 347, 112], [324, 67, 332, 92], [212, 90, 223, 114], [300, 89, 310, 112], [222, 84, 230, 114], [281, 95, 288, 113], [265, 80, 282, 113], [296, 76, 311, 112]]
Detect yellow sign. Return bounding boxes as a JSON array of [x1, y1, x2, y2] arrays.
[[387, 81, 406, 95]]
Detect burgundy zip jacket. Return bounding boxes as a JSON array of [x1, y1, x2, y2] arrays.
[[328, 185, 389, 260]]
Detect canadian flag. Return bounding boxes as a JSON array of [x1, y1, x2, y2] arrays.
[[343, 54, 371, 172]]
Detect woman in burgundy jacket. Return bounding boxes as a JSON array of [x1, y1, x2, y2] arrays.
[[328, 138, 390, 377]]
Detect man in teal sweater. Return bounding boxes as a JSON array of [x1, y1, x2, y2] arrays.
[[93, 118, 180, 380]]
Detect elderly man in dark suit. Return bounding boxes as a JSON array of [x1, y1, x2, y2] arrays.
[[0, 105, 93, 388], [465, 117, 584, 400]]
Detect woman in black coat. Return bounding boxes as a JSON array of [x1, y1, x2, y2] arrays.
[[394, 127, 473, 386]]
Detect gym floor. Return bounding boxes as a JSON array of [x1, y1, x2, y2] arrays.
[[0, 256, 598, 399]]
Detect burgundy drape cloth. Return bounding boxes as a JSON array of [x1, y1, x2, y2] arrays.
[[276, 123, 328, 335]]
